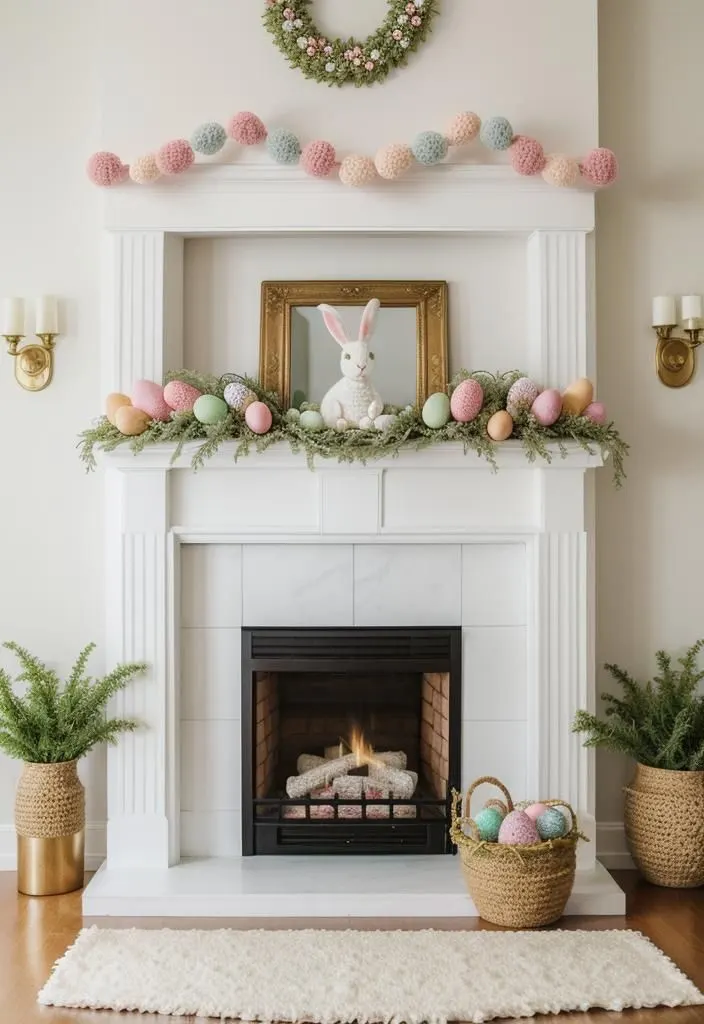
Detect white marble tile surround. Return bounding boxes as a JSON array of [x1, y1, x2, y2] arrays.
[[179, 542, 528, 859]]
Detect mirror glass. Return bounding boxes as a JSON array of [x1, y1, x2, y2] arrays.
[[290, 305, 417, 409]]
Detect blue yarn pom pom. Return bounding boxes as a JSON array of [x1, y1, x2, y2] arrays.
[[267, 128, 301, 165], [411, 131, 448, 166], [191, 122, 227, 156], [480, 116, 514, 151]]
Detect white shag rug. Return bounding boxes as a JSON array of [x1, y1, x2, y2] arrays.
[[39, 926, 703, 1024]]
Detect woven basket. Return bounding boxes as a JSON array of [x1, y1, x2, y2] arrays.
[[15, 760, 85, 839], [624, 763, 704, 888], [451, 776, 585, 928]]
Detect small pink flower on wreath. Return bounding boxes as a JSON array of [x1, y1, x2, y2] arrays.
[[306, 45, 316, 55], [406, 2, 416, 12], [324, 44, 333, 54], [353, 45, 362, 56], [265, 0, 276, 7], [344, 49, 353, 60], [353, 57, 362, 65], [392, 28, 403, 40], [318, 37, 326, 46], [308, 35, 316, 45], [411, 15, 421, 25], [283, 8, 295, 19], [365, 60, 375, 71]]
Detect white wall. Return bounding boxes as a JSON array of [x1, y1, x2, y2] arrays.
[[0, 0, 598, 865]]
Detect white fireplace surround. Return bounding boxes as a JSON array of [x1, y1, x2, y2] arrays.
[[83, 165, 625, 916]]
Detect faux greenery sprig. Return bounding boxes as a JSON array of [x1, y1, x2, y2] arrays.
[[572, 640, 704, 771], [78, 369, 629, 484], [0, 642, 146, 764]]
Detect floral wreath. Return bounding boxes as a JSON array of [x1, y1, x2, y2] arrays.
[[263, 0, 439, 87]]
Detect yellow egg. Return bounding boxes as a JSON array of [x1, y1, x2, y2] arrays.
[[487, 410, 514, 441], [114, 405, 151, 436], [105, 392, 132, 427], [561, 378, 594, 416]]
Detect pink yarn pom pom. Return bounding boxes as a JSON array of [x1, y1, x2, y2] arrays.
[[339, 154, 377, 188], [155, 139, 195, 175], [301, 140, 336, 178], [510, 136, 546, 176], [374, 143, 413, 180], [580, 147, 618, 187], [446, 112, 481, 147], [542, 154, 580, 188], [86, 152, 128, 187], [228, 111, 268, 146]]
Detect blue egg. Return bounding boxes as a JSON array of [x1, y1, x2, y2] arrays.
[[536, 806, 569, 840]]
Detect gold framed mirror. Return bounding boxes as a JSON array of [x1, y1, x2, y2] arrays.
[[259, 280, 448, 409]]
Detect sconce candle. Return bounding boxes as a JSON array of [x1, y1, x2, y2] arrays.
[[2, 297, 25, 336], [681, 295, 703, 323], [652, 296, 677, 327], [36, 296, 58, 335]]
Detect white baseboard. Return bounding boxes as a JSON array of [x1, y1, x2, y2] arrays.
[[0, 823, 106, 871], [596, 821, 634, 870]]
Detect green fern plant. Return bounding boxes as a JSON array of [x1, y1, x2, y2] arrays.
[[572, 640, 704, 771], [0, 642, 146, 763]]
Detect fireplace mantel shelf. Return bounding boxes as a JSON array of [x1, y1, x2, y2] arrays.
[[102, 439, 606, 472]]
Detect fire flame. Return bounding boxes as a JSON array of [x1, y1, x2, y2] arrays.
[[348, 727, 382, 769]]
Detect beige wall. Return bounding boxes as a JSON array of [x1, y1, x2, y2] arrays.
[[596, 0, 704, 821]]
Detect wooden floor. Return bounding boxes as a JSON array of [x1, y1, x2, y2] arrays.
[[1, 870, 702, 1023]]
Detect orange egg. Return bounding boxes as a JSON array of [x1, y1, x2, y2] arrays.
[[561, 378, 594, 416], [487, 410, 514, 441], [105, 392, 132, 426], [114, 406, 151, 436]]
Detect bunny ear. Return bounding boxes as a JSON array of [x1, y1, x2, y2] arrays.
[[318, 304, 348, 347], [359, 298, 380, 341]]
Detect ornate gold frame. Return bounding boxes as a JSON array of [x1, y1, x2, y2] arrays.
[[259, 280, 448, 407]]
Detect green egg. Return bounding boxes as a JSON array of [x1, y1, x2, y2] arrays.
[[300, 410, 325, 431], [193, 394, 228, 425], [422, 392, 451, 429], [474, 807, 504, 842]]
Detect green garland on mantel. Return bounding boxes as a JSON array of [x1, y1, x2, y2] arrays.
[[78, 370, 628, 485]]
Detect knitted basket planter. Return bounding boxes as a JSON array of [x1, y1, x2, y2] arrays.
[[624, 763, 704, 888], [451, 776, 585, 928], [15, 760, 85, 895]]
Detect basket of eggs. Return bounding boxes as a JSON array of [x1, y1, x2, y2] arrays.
[[450, 776, 587, 928]]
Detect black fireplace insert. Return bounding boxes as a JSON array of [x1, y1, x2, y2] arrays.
[[241, 627, 462, 855]]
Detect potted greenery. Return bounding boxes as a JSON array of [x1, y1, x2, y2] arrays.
[[573, 639, 704, 888], [0, 641, 146, 896]]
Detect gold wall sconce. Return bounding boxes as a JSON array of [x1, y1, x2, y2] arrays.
[[2, 297, 60, 392], [652, 294, 703, 388]]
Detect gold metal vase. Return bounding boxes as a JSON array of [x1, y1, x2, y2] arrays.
[[15, 760, 85, 896]]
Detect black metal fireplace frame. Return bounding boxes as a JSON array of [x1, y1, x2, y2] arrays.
[[241, 626, 462, 855]]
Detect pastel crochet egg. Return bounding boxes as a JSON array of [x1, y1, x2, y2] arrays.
[[300, 410, 325, 431], [584, 401, 607, 425], [224, 381, 257, 412], [523, 802, 548, 822], [245, 401, 273, 434], [450, 378, 484, 423], [163, 380, 202, 413], [487, 410, 513, 442], [536, 807, 569, 840], [562, 378, 594, 416], [132, 380, 172, 422], [498, 810, 540, 845], [105, 392, 132, 427], [422, 392, 451, 429], [114, 406, 151, 436], [193, 394, 228, 425], [506, 377, 540, 416], [474, 806, 504, 842], [531, 388, 562, 426]]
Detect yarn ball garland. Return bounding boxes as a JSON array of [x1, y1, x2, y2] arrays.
[[536, 806, 569, 840], [446, 112, 481, 147], [228, 112, 268, 146], [267, 128, 302, 165], [542, 154, 580, 188], [156, 139, 195, 175], [374, 143, 413, 180], [510, 135, 546, 176], [244, 400, 273, 434], [87, 152, 128, 187], [474, 806, 504, 842], [581, 147, 618, 187], [480, 116, 514, 151], [129, 154, 161, 184], [191, 122, 227, 156], [301, 140, 337, 178], [339, 154, 377, 188], [411, 131, 448, 166]]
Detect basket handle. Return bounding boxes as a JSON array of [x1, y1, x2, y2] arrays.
[[543, 799, 579, 837], [463, 776, 514, 820]]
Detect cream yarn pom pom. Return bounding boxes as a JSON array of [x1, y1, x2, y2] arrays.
[[339, 154, 377, 188], [129, 154, 161, 184], [542, 154, 580, 188], [374, 143, 413, 180], [446, 112, 481, 147]]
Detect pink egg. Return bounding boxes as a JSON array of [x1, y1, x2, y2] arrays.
[[132, 379, 172, 422], [498, 810, 540, 846], [531, 388, 562, 426], [163, 380, 202, 413], [523, 802, 548, 822], [450, 378, 484, 423], [584, 401, 607, 425], [245, 401, 273, 435]]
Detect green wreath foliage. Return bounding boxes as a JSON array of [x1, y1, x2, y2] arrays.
[[78, 370, 628, 485], [263, 0, 439, 88]]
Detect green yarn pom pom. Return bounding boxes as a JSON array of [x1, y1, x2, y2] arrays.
[[536, 807, 569, 840], [411, 131, 448, 166], [474, 806, 504, 842], [480, 116, 514, 151], [267, 128, 301, 165], [191, 122, 227, 156]]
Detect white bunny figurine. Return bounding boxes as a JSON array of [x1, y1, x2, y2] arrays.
[[318, 299, 394, 431]]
